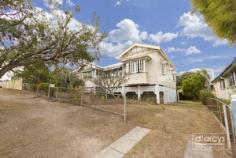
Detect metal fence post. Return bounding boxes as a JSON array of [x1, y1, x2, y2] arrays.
[[56, 87, 58, 99], [48, 86, 51, 99], [223, 105, 231, 150], [36, 84, 39, 97], [80, 89, 83, 105], [229, 106, 236, 146], [105, 89, 108, 100]]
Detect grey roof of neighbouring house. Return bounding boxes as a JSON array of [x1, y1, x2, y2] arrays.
[[212, 57, 236, 83]]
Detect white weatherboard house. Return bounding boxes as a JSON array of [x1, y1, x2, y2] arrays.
[[212, 57, 236, 100], [81, 44, 177, 104]]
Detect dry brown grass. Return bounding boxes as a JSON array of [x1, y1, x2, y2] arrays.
[[0, 89, 232, 158]]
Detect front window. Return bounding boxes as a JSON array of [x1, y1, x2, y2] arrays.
[[162, 63, 167, 75], [127, 59, 145, 73], [129, 61, 135, 73], [137, 59, 144, 72], [220, 79, 225, 90], [229, 72, 235, 86]]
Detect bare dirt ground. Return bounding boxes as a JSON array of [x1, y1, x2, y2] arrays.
[[0, 89, 232, 158]]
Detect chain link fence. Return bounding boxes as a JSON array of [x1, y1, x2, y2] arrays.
[[22, 83, 50, 97], [48, 87, 82, 104], [23, 84, 126, 122], [203, 98, 225, 126], [49, 86, 127, 121], [203, 97, 236, 151]]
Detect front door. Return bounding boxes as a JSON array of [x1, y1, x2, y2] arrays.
[[159, 91, 164, 104]]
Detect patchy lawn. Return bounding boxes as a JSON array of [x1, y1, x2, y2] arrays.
[[0, 89, 231, 158]]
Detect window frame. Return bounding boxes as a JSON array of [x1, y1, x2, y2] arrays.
[[137, 59, 144, 73], [229, 71, 235, 86], [220, 79, 226, 90]]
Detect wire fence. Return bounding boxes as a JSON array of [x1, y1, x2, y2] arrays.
[[203, 97, 236, 150], [22, 83, 127, 122], [48, 87, 82, 104], [224, 105, 236, 150], [49, 86, 127, 121], [22, 83, 50, 97], [203, 98, 225, 126]]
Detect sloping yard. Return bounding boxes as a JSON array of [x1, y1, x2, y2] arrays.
[[0, 89, 231, 158]]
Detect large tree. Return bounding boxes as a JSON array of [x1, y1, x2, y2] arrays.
[[182, 72, 207, 100], [177, 72, 195, 90], [192, 0, 236, 43], [14, 62, 52, 84], [0, 0, 104, 78]]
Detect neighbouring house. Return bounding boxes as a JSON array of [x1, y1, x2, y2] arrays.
[[79, 44, 177, 104], [212, 57, 236, 100]]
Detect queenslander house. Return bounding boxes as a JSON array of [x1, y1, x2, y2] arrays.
[[212, 57, 236, 100], [79, 44, 177, 104]]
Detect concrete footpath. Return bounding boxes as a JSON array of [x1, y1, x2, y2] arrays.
[[94, 126, 150, 158]]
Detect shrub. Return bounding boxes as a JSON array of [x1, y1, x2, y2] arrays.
[[199, 90, 215, 104], [219, 98, 231, 105]]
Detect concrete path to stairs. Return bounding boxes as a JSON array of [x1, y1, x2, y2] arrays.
[[94, 126, 150, 158]]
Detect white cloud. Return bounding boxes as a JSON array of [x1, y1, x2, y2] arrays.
[[115, 1, 122, 7], [44, 0, 63, 8], [35, 7, 82, 31], [109, 19, 143, 42], [99, 40, 133, 56], [149, 32, 178, 44], [100, 19, 177, 57], [114, 0, 130, 7], [178, 12, 228, 46], [44, 0, 75, 8], [66, 0, 75, 6], [166, 46, 201, 55], [167, 47, 184, 52], [185, 46, 201, 55]]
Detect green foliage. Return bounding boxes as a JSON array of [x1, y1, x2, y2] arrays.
[[51, 67, 84, 88], [219, 98, 231, 105], [182, 72, 207, 100], [192, 0, 236, 43], [72, 78, 84, 88], [14, 63, 52, 84], [0, 0, 105, 77], [199, 90, 215, 104], [177, 72, 195, 90], [14, 63, 84, 89]]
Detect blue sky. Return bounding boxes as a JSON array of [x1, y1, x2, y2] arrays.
[[34, 0, 236, 78]]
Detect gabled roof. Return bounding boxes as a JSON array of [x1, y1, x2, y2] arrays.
[[117, 43, 175, 68], [212, 57, 236, 82]]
